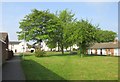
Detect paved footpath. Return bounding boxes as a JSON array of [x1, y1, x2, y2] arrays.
[[2, 55, 25, 80]]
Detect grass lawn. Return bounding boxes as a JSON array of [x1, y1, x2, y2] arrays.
[[21, 52, 118, 80]]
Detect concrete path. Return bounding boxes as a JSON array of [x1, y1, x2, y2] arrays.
[[2, 56, 25, 80]]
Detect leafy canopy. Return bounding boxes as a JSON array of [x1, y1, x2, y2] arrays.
[[17, 9, 117, 55]]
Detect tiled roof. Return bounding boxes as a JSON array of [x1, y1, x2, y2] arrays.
[[9, 41, 21, 44], [89, 41, 120, 49]]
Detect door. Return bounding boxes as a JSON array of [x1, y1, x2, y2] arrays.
[[100, 49, 102, 55]]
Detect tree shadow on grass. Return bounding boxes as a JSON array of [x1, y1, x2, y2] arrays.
[[22, 59, 66, 80], [46, 53, 70, 57], [47, 52, 96, 58], [46, 52, 79, 57], [81, 54, 117, 58]]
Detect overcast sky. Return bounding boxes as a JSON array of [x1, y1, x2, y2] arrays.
[[1, 2, 118, 41]]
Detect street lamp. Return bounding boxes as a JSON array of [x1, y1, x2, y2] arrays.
[[22, 30, 27, 59]]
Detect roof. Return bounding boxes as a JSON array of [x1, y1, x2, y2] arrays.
[[89, 42, 120, 49], [0, 32, 8, 41], [0, 39, 6, 44], [9, 41, 21, 44]]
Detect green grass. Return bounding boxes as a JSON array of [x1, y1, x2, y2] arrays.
[[21, 52, 118, 80]]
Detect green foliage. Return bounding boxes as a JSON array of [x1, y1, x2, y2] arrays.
[[17, 9, 57, 43], [70, 51, 77, 55], [34, 49, 46, 57], [77, 49, 83, 57], [96, 29, 116, 43], [46, 40, 57, 51], [17, 8, 117, 56], [56, 9, 76, 54], [73, 20, 97, 55]]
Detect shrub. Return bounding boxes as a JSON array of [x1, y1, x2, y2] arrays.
[[70, 51, 77, 55], [35, 49, 46, 57], [77, 50, 83, 57]]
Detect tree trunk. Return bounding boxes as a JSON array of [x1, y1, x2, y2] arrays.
[[66, 48, 67, 52], [50, 48, 52, 51], [70, 46, 71, 51], [79, 47, 82, 57], [79, 45, 86, 57], [58, 42, 60, 52], [61, 44, 64, 55], [58, 46, 60, 52]]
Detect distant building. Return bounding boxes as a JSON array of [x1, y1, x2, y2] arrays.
[[87, 39, 120, 56], [40, 41, 79, 51], [41, 41, 51, 51], [9, 41, 28, 53]]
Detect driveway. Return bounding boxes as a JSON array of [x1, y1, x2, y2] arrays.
[[2, 55, 25, 80]]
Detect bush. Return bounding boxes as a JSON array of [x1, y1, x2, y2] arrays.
[[70, 51, 77, 55], [35, 49, 46, 57]]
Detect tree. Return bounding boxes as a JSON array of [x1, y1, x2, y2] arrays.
[[96, 29, 116, 43], [56, 9, 75, 54], [17, 9, 58, 50], [73, 19, 97, 56], [63, 22, 76, 51], [46, 39, 57, 51], [17, 8, 116, 56]]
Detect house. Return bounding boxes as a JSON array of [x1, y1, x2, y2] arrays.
[[41, 41, 51, 51], [0, 32, 9, 64], [9, 41, 28, 53], [40, 41, 79, 51], [87, 39, 120, 56]]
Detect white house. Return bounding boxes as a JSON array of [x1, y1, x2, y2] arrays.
[[41, 41, 51, 51], [9, 41, 28, 53], [87, 40, 120, 56], [40, 41, 79, 51]]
